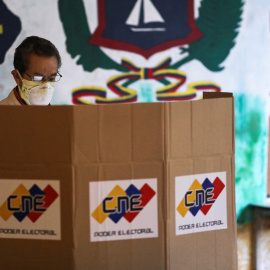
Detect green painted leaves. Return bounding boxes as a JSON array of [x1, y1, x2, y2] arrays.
[[58, 0, 127, 72], [177, 0, 244, 71]]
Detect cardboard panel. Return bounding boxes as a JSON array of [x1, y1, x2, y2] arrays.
[[192, 98, 234, 157], [132, 103, 165, 161], [0, 96, 236, 269], [168, 156, 237, 270], [73, 105, 100, 163], [167, 98, 234, 159], [74, 162, 165, 270], [99, 104, 133, 163], [0, 165, 74, 270], [167, 101, 192, 158], [202, 98, 234, 156], [0, 106, 73, 165]]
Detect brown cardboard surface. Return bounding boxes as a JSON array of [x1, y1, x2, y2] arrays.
[[74, 162, 165, 270], [166, 96, 237, 270], [167, 157, 237, 270], [167, 98, 234, 160], [0, 95, 237, 269], [73, 103, 166, 269], [0, 165, 74, 270], [132, 103, 165, 161], [203, 92, 233, 99], [0, 106, 73, 165]]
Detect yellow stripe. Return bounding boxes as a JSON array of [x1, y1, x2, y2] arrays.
[[155, 57, 171, 69], [140, 68, 145, 79], [0, 184, 30, 221], [177, 180, 202, 217], [188, 81, 220, 90], [91, 185, 126, 224], [0, 25, 3, 34]]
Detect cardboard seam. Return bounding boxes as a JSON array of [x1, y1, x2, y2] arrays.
[[214, 230, 217, 270], [164, 102, 169, 270], [97, 106, 102, 163], [191, 100, 194, 158], [0, 162, 74, 167], [74, 144, 92, 164], [190, 101, 198, 270], [71, 108, 76, 269], [204, 99, 207, 159], [231, 155, 238, 269], [131, 104, 134, 164], [168, 153, 234, 160], [190, 108, 199, 270], [230, 96, 237, 267], [131, 105, 135, 180], [72, 164, 77, 269], [232, 98, 235, 155]]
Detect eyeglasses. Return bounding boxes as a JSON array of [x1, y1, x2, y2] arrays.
[[24, 72, 62, 82]]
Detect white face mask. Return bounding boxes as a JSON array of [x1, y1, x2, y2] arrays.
[[17, 71, 55, 105]]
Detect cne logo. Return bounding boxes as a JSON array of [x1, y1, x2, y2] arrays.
[[177, 177, 225, 218], [0, 183, 59, 223], [92, 183, 156, 224]]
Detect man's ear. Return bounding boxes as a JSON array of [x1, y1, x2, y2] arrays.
[[11, 70, 22, 88]]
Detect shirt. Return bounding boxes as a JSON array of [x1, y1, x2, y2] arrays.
[[0, 87, 27, 105]]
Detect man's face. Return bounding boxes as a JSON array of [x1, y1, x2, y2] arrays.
[[12, 53, 58, 88]]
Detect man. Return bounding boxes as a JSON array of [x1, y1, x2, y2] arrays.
[[0, 36, 62, 105]]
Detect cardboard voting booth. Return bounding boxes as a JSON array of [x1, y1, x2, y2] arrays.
[[0, 93, 237, 270]]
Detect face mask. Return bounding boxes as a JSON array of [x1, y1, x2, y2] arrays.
[[17, 71, 55, 105]]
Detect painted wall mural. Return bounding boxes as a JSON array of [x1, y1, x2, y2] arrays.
[[0, 0, 269, 224], [0, 0, 21, 64], [59, 0, 241, 104]]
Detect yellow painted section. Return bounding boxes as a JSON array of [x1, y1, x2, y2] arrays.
[[0, 184, 30, 221], [177, 179, 202, 217], [0, 25, 3, 34], [92, 185, 126, 224]]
